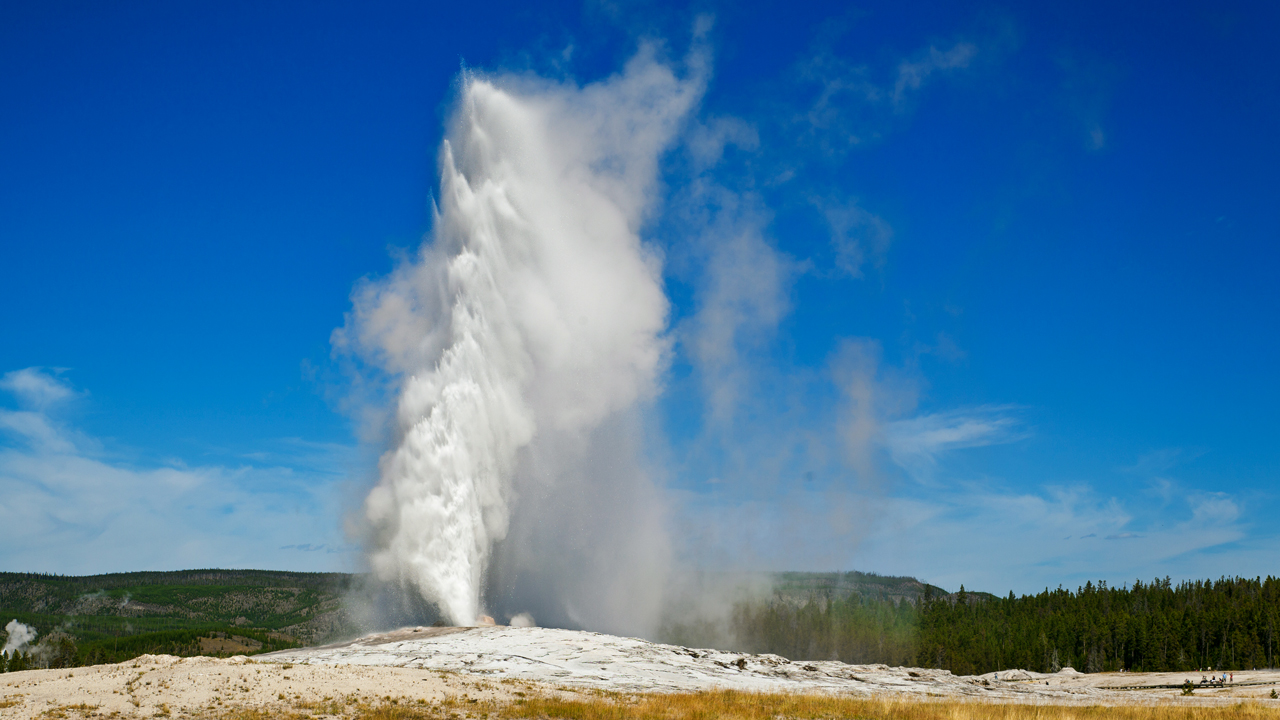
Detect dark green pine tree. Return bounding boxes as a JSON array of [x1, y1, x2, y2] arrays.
[[914, 575, 1280, 674]]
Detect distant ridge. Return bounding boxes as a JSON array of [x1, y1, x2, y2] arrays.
[[767, 571, 948, 605], [0, 569, 350, 590], [0, 569, 357, 667]]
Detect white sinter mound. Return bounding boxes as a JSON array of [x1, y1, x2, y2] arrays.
[[260, 626, 1232, 701]]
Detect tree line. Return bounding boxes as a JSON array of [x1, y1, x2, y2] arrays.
[[0, 638, 75, 672], [0, 627, 300, 671], [731, 592, 918, 666], [723, 575, 1280, 675], [0, 651, 34, 672], [914, 576, 1280, 674]]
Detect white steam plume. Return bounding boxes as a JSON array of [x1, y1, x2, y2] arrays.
[[338, 45, 703, 628], [2, 620, 35, 654]]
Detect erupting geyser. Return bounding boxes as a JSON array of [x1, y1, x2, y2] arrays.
[[340, 50, 704, 628]]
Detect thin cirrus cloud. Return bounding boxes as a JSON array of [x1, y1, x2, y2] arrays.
[[795, 38, 979, 151], [811, 195, 893, 279], [861, 405, 1249, 592], [850, 480, 1247, 594], [882, 405, 1026, 481], [893, 43, 978, 107], [0, 367, 79, 408], [0, 367, 353, 574]]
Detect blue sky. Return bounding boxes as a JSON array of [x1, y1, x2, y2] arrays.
[[2, 0, 1277, 595]]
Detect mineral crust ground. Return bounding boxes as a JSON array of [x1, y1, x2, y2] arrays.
[[2, 626, 1279, 717], [260, 625, 1280, 703]]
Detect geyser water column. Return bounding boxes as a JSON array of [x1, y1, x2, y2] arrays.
[[344, 51, 702, 627]]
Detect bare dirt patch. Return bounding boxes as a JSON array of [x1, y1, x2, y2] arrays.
[[198, 634, 263, 655]]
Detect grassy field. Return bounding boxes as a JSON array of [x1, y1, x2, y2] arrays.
[[197, 690, 1280, 720]]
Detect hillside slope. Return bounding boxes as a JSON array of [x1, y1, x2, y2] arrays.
[[0, 569, 357, 665], [767, 571, 948, 604]]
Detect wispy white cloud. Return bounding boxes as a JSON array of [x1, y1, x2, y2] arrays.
[[280, 543, 343, 553], [848, 481, 1249, 594], [893, 43, 978, 107], [822, 387, 1247, 594], [914, 331, 968, 362], [0, 407, 79, 454], [813, 196, 893, 279], [1189, 493, 1240, 525], [1122, 447, 1205, 477], [883, 405, 1025, 481], [0, 368, 354, 574], [686, 115, 758, 170], [0, 367, 80, 409], [675, 456, 1253, 595], [794, 38, 979, 154], [829, 339, 1019, 484]]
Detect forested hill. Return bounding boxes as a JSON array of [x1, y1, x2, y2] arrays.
[[768, 571, 949, 605], [915, 576, 1280, 675], [0, 569, 357, 667], [693, 575, 1280, 675], [0, 569, 349, 593]]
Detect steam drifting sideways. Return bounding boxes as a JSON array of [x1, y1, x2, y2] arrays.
[[2, 620, 36, 654], [337, 46, 705, 633]]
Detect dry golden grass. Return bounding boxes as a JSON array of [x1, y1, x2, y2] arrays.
[[206, 689, 1280, 720], [496, 691, 1280, 720], [35, 703, 99, 719]]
